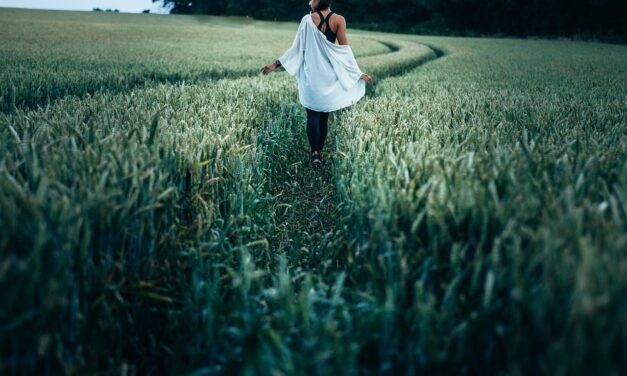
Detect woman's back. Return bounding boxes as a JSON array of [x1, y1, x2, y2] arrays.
[[260, 5, 373, 165], [310, 10, 339, 44], [274, 12, 365, 112]]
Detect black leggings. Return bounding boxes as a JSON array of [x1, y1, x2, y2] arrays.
[[306, 108, 329, 152]]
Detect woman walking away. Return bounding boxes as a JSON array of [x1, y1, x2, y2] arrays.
[[261, 0, 374, 168]]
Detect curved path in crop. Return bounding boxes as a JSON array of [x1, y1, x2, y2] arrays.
[[1, 37, 398, 114]]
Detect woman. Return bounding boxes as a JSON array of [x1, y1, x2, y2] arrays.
[[261, 0, 374, 167]]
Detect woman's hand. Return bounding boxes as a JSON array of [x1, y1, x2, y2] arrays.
[[360, 73, 373, 84], [261, 63, 278, 75]]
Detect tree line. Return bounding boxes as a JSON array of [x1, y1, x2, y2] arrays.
[[160, 0, 626, 41]]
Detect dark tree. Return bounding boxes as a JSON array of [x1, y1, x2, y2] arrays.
[[160, 0, 627, 41]]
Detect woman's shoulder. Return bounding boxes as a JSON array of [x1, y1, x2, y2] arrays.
[[308, 12, 345, 25], [330, 13, 345, 33], [297, 14, 311, 29], [329, 13, 346, 28]]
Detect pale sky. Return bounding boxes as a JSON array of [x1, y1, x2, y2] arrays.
[[0, 0, 172, 13]]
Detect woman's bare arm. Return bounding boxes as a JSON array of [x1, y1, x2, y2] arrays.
[[335, 16, 373, 83], [336, 16, 349, 45]]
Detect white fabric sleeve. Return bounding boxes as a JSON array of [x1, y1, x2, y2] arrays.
[[277, 17, 307, 76], [323, 43, 363, 91]]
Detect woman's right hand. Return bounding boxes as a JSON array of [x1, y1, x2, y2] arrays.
[[360, 73, 373, 84]]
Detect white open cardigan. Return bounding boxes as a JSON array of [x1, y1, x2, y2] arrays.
[[277, 14, 366, 113]]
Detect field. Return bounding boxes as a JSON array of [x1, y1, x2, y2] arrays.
[[1, 7, 625, 375]]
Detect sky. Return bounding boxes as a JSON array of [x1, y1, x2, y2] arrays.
[[0, 0, 172, 13]]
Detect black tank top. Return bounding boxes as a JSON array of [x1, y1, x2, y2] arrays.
[[314, 10, 337, 44]]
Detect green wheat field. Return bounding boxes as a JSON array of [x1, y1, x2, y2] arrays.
[[1, 7, 625, 375]]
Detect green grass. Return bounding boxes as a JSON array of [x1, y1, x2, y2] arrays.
[[0, 8, 390, 113], [1, 7, 625, 375]]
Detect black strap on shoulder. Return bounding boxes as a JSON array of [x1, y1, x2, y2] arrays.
[[315, 10, 324, 30], [315, 10, 335, 34], [325, 12, 335, 34]]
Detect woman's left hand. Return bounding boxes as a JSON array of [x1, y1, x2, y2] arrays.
[[261, 63, 278, 75]]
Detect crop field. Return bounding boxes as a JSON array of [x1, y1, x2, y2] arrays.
[[1, 7, 625, 375]]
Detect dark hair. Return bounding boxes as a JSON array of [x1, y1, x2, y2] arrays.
[[315, 0, 333, 11]]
